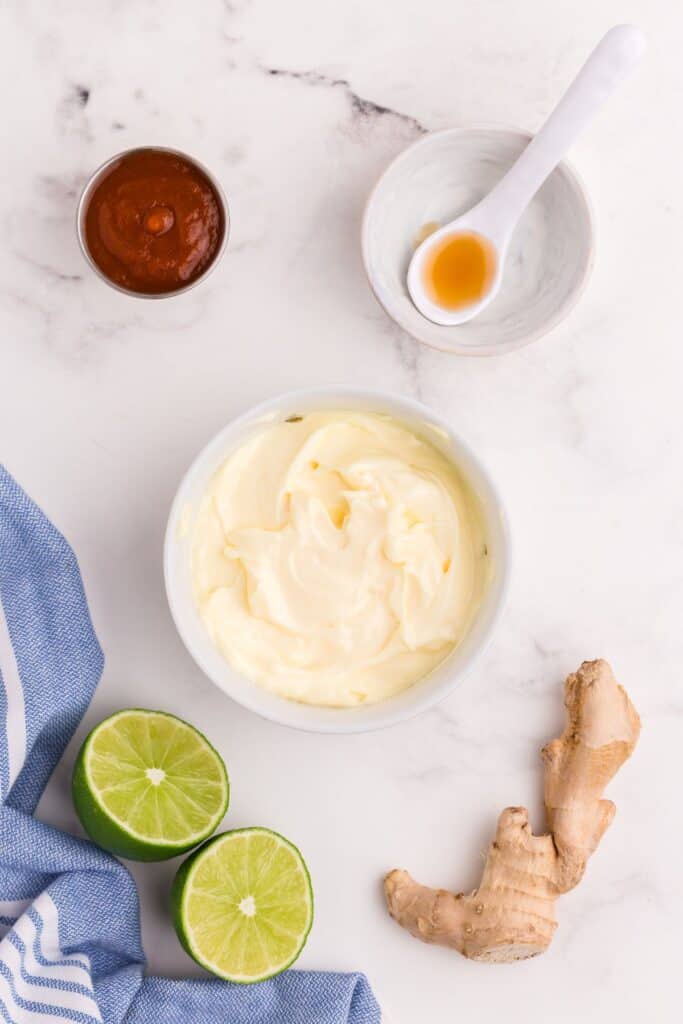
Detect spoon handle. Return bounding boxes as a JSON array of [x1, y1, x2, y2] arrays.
[[479, 25, 645, 231]]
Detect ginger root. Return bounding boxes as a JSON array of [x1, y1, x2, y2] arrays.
[[384, 659, 640, 963]]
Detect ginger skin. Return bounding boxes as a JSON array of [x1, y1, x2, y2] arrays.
[[384, 659, 640, 963]]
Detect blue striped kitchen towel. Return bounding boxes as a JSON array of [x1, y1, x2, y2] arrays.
[[0, 465, 383, 1024]]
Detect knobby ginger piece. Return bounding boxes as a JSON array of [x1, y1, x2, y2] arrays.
[[384, 659, 640, 962]]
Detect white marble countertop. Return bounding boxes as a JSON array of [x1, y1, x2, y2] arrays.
[[1, 1, 680, 1020]]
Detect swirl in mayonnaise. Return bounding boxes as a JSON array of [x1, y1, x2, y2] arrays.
[[191, 411, 490, 707]]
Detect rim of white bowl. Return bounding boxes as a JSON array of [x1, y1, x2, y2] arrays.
[[164, 387, 512, 733], [361, 123, 596, 356]]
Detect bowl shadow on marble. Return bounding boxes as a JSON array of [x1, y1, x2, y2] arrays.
[[362, 126, 595, 355]]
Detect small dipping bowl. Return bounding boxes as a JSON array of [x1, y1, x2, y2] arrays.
[[362, 126, 595, 354], [77, 146, 229, 298], [164, 387, 511, 734]]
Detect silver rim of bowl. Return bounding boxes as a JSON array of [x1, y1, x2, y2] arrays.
[[75, 145, 230, 299]]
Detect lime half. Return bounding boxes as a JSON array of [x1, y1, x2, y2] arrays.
[[172, 827, 314, 983], [72, 709, 229, 861]]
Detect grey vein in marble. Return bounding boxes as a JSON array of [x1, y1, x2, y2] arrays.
[[56, 83, 93, 141], [14, 252, 83, 284], [392, 328, 424, 400], [262, 66, 427, 136]]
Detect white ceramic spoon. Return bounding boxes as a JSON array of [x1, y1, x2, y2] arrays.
[[407, 24, 646, 326]]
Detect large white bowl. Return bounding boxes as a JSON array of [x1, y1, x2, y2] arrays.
[[362, 126, 595, 355], [164, 389, 511, 733]]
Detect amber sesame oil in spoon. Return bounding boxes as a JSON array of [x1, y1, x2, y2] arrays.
[[407, 25, 645, 326]]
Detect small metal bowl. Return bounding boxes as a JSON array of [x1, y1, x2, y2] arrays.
[[76, 146, 230, 298]]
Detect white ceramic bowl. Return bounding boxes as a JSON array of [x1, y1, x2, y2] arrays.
[[362, 126, 595, 355], [164, 388, 511, 733]]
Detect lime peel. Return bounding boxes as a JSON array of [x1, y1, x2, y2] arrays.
[[72, 709, 229, 862], [172, 827, 313, 983]]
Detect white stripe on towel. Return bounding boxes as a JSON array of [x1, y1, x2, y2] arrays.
[[0, 968, 74, 1023], [0, 938, 101, 1018], [14, 895, 96, 988], [0, 596, 26, 793], [0, 894, 101, 1022]]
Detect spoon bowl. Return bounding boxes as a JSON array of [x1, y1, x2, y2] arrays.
[[407, 220, 507, 327]]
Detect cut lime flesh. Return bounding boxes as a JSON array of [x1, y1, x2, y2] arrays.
[[72, 709, 229, 861], [172, 827, 314, 983]]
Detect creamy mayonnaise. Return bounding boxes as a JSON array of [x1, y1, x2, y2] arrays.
[[191, 411, 489, 707]]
